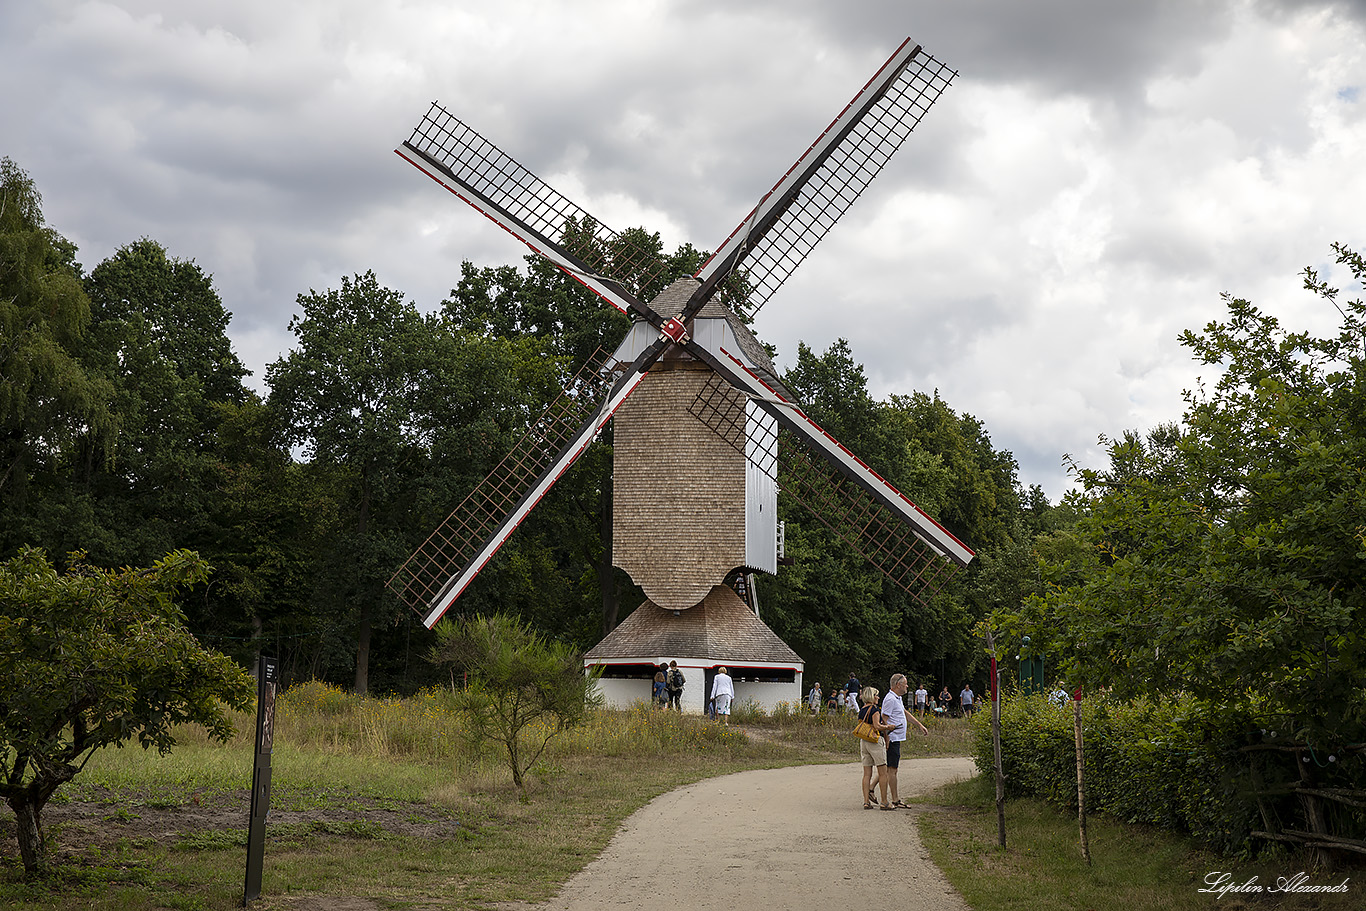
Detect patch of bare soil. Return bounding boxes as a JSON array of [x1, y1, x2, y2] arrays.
[[3, 786, 461, 863]]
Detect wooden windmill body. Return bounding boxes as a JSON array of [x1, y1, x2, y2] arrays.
[[389, 39, 974, 712], [610, 277, 781, 608], [587, 277, 803, 712]]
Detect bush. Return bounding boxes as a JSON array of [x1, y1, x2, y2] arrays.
[[969, 693, 1365, 854]]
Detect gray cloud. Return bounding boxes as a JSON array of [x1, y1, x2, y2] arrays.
[[4, 0, 1365, 500]]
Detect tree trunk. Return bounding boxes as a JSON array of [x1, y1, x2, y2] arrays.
[[354, 601, 372, 696], [9, 794, 49, 875], [353, 469, 373, 695], [1074, 698, 1091, 865]]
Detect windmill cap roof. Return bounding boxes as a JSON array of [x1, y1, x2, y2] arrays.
[[646, 276, 733, 321], [643, 277, 791, 400]]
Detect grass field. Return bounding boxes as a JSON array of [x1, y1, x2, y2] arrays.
[[0, 684, 1355, 910], [917, 773, 1360, 911]]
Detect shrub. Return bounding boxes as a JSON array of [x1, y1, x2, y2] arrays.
[[970, 693, 1365, 854]]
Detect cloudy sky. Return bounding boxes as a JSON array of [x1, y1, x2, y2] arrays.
[[4, 0, 1365, 500]]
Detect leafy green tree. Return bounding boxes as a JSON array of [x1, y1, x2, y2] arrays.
[[998, 244, 1366, 753], [83, 238, 248, 408], [883, 391, 1023, 551], [64, 239, 252, 566], [190, 398, 331, 669], [267, 272, 564, 692], [0, 159, 114, 537], [267, 272, 441, 694], [0, 547, 253, 874], [430, 613, 600, 794]]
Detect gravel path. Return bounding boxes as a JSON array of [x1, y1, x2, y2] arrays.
[[517, 757, 977, 911]]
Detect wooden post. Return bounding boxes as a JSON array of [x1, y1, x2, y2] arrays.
[[1073, 694, 1091, 865], [244, 655, 279, 903], [984, 629, 1006, 848]]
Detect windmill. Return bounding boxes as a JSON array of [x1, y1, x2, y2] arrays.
[[389, 38, 974, 710]]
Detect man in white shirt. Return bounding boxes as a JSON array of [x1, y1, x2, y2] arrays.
[[878, 673, 928, 808], [913, 683, 928, 717], [711, 666, 735, 724]]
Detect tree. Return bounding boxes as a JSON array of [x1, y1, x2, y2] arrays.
[[64, 239, 253, 567], [267, 272, 440, 694], [191, 398, 331, 670], [267, 271, 564, 692], [430, 613, 600, 794], [883, 391, 1023, 551], [0, 158, 114, 526], [0, 547, 253, 875], [83, 238, 248, 410], [998, 244, 1366, 752]]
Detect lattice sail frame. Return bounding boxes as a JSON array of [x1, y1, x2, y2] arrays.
[[390, 344, 623, 612], [700, 51, 956, 317], [405, 105, 671, 302], [686, 372, 959, 604]]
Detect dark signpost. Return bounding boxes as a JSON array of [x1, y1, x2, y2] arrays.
[[244, 655, 278, 904]]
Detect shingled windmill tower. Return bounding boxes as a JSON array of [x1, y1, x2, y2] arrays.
[[389, 39, 974, 711], [587, 280, 801, 709]]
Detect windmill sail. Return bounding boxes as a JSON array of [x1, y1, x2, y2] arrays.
[[684, 353, 973, 571], [392, 118, 691, 628], [392, 339, 666, 628], [399, 107, 667, 320], [696, 41, 956, 316]]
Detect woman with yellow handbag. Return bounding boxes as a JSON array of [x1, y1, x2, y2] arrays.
[[855, 686, 898, 809]]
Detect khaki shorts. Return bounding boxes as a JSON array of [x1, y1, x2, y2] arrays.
[[860, 737, 887, 767]]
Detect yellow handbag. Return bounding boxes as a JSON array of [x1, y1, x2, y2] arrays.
[[853, 709, 880, 744]]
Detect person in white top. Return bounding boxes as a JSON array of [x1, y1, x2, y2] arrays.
[[710, 667, 735, 724], [913, 683, 928, 717], [875, 673, 929, 808]]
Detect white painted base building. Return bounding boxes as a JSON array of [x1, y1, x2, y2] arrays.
[[583, 585, 804, 713]]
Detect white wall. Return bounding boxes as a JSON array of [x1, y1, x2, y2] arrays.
[[587, 663, 805, 715], [592, 676, 652, 708]]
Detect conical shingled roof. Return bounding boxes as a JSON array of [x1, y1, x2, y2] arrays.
[[583, 584, 802, 665]]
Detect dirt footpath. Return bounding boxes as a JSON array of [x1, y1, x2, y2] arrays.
[[516, 757, 976, 911]]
